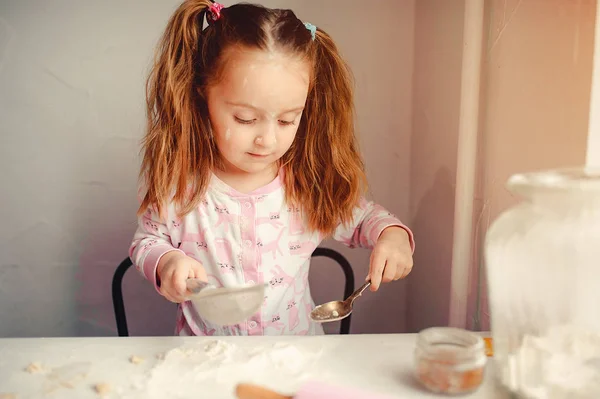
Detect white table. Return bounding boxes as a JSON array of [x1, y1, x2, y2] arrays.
[[0, 334, 509, 399]]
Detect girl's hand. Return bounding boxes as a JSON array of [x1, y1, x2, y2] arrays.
[[156, 251, 208, 303], [368, 226, 414, 291]]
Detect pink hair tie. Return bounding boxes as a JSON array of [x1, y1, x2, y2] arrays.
[[207, 2, 224, 24]]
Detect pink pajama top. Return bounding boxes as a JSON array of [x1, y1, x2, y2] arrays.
[[129, 172, 414, 336]]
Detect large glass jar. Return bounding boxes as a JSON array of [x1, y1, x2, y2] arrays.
[[484, 167, 600, 398]]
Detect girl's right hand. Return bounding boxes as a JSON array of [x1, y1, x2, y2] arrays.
[[156, 251, 208, 303]]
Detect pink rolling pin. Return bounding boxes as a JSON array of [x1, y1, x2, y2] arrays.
[[235, 381, 399, 399]]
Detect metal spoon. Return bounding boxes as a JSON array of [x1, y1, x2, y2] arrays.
[[310, 280, 371, 323]]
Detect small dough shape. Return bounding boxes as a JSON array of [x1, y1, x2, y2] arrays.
[[93, 383, 111, 396], [0, 393, 17, 399], [129, 355, 144, 364], [25, 362, 43, 373]]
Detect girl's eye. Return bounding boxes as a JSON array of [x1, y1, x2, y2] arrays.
[[235, 116, 255, 125], [279, 120, 296, 126]]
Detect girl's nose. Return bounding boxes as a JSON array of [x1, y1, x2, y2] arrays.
[[257, 123, 277, 147]]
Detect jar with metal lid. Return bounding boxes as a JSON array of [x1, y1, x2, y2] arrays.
[[414, 327, 487, 395]]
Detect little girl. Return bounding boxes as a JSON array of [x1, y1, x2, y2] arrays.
[[130, 0, 415, 336]]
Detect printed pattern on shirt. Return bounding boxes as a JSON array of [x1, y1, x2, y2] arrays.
[[129, 173, 414, 336]]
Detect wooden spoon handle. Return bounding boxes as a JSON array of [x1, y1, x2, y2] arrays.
[[235, 383, 293, 399]]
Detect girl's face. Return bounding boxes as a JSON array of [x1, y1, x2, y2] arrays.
[[206, 47, 310, 181]]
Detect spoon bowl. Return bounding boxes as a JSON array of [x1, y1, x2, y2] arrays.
[[310, 281, 371, 323]]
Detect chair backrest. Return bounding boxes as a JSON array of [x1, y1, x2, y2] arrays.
[[112, 247, 355, 336]]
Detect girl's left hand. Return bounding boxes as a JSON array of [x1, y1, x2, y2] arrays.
[[368, 226, 414, 291]]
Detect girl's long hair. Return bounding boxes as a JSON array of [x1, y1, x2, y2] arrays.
[[140, 0, 366, 236]]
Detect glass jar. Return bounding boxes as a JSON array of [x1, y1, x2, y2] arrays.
[[485, 167, 600, 398], [414, 327, 487, 394]]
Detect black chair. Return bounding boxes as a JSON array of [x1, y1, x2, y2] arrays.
[[112, 247, 355, 336]]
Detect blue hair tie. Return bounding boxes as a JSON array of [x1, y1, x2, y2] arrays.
[[304, 22, 317, 41]]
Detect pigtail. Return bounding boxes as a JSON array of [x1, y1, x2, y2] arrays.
[[138, 0, 216, 219], [283, 29, 367, 236]]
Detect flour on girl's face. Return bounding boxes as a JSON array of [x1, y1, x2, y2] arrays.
[[206, 47, 310, 187]]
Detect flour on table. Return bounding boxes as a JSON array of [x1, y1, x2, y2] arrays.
[[118, 340, 324, 399], [43, 362, 91, 393], [502, 325, 600, 398]]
